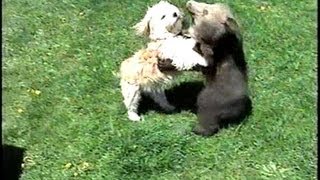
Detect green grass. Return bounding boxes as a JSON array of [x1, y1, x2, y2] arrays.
[[3, 0, 317, 179]]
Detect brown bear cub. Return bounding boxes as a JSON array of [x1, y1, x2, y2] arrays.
[[158, 1, 252, 136], [188, 1, 252, 136]]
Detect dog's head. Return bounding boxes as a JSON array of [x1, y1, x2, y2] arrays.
[[186, 1, 241, 45], [133, 1, 184, 40]]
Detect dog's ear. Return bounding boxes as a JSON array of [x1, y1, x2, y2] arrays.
[[132, 8, 151, 36]]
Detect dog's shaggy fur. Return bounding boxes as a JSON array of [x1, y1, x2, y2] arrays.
[[186, 1, 252, 136], [133, 0, 183, 41], [120, 1, 207, 121]]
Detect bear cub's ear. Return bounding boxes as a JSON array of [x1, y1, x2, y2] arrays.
[[224, 17, 239, 34], [224, 17, 242, 41]]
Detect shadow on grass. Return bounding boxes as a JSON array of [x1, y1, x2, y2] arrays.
[[138, 80, 252, 134], [138, 81, 204, 114], [2, 144, 26, 180]]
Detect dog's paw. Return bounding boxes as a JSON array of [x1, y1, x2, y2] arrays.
[[192, 54, 208, 67], [128, 112, 142, 121], [197, 59, 208, 67]]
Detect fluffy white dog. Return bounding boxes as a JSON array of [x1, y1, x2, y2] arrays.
[[120, 1, 207, 121], [133, 0, 183, 40]]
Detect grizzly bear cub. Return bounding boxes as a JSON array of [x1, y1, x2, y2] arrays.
[[158, 1, 252, 136], [188, 1, 252, 136]]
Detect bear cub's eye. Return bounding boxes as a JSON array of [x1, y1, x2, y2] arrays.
[[161, 15, 166, 20]]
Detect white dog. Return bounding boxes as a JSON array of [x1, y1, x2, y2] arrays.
[[120, 1, 207, 121], [133, 0, 183, 41]]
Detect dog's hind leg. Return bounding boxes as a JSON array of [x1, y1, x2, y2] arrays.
[[147, 90, 175, 112], [120, 80, 142, 121]]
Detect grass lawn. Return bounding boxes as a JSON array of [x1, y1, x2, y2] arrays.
[[3, 0, 317, 179]]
